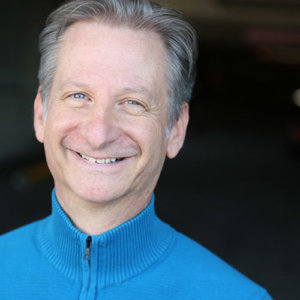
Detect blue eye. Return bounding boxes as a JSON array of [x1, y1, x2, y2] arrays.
[[126, 100, 140, 105], [72, 93, 86, 99]]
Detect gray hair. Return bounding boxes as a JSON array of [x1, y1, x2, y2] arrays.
[[38, 0, 198, 128]]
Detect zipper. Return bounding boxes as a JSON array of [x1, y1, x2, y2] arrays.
[[83, 236, 92, 260], [79, 236, 93, 300]]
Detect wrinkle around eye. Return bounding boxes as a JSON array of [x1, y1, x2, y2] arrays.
[[121, 99, 148, 115]]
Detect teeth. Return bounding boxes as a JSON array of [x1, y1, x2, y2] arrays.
[[80, 153, 119, 164]]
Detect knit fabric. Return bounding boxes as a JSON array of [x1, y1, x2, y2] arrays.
[[0, 190, 272, 299]]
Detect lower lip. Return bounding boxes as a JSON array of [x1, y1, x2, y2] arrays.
[[69, 150, 130, 170]]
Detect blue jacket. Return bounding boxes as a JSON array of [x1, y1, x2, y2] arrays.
[[0, 190, 272, 299]]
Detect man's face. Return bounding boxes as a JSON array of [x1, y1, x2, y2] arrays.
[[34, 21, 188, 206]]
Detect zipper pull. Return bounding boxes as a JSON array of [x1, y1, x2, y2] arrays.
[[83, 236, 92, 260]]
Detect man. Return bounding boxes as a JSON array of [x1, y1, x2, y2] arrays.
[[0, 0, 272, 299]]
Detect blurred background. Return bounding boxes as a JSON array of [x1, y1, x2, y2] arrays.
[[0, 0, 299, 298]]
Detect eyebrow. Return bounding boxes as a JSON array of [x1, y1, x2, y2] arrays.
[[119, 87, 154, 100], [59, 81, 91, 91]]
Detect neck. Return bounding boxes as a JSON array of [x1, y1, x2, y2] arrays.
[[55, 188, 152, 235]]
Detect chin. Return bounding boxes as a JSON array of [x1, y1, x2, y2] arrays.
[[71, 184, 127, 205]]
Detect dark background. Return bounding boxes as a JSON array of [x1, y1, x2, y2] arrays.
[[0, 0, 299, 299]]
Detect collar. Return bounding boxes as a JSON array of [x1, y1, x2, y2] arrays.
[[37, 189, 174, 287]]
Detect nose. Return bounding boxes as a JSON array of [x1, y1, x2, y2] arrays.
[[81, 105, 121, 150]]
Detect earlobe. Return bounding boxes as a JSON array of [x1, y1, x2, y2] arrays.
[[166, 102, 189, 159], [34, 87, 45, 143]]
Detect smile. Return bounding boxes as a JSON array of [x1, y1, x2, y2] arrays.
[[78, 153, 124, 164]]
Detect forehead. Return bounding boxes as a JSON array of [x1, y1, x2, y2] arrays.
[[53, 21, 167, 97]]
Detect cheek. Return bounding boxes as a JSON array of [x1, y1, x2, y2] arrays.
[[45, 107, 80, 138], [131, 120, 168, 156]]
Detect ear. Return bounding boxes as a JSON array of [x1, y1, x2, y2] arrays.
[[34, 86, 45, 143], [166, 102, 189, 159]]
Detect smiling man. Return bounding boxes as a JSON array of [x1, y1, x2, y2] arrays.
[[0, 0, 272, 299], [34, 21, 177, 236]]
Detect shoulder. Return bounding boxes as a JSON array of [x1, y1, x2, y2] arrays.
[[156, 229, 272, 299], [0, 219, 46, 266], [0, 218, 44, 244], [0, 218, 50, 288], [169, 230, 237, 273]]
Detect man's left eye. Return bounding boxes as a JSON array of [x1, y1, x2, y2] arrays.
[[126, 100, 141, 105], [71, 93, 86, 99], [122, 99, 146, 115]]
